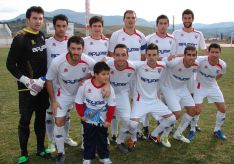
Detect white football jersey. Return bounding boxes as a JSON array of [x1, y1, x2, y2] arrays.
[[196, 56, 226, 88], [172, 29, 206, 54], [75, 78, 116, 124], [46, 53, 96, 96], [83, 36, 109, 61], [161, 57, 198, 89], [107, 60, 136, 95], [146, 32, 176, 57], [133, 61, 166, 101], [109, 28, 147, 61], [46, 36, 68, 67]]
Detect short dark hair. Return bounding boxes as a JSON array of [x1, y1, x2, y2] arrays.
[[208, 43, 221, 52], [113, 44, 128, 54], [146, 43, 159, 53], [184, 45, 197, 55], [182, 9, 194, 19], [156, 14, 169, 25], [67, 36, 84, 48], [123, 10, 136, 19], [89, 16, 103, 27], [93, 61, 110, 74], [26, 6, 44, 19], [53, 14, 68, 26]]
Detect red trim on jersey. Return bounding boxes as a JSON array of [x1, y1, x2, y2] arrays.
[[106, 106, 116, 123], [75, 103, 85, 117], [192, 63, 198, 67], [114, 61, 135, 71], [79, 60, 89, 65], [216, 64, 223, 70], [193, 29, 202, 34], [136, 92, 140, 101], [156, 63, 165, 68], [197, 82, 200, 89], [123, 28, 142, 39], [53, 35, 68, 42], [156, 32, 173, 39], [91, 77, 105, 88], [57, 88, 60, 96], [90, 35, 108, 40], [208, 56, 221, 68]]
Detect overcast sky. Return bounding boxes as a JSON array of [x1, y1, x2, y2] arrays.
[[0, 0, 233, 24]]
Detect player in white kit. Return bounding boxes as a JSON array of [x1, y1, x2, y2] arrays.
[[173, 9, 208, 132], [83, 16, 109, 62], [187, 43, 227, 141], [128, 43, 176, 149], [106, 44, 136, 153], [45, 14, 78, 153], [108, 10, 147, 141], [160, 45, 198, 143], [144, 14, 176, 137], [46, 36, 96, 163]]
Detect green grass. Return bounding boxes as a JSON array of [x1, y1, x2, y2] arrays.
[[0, 48, 234, 164]]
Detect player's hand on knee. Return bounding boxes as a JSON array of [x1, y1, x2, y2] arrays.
[[104, 121, 111, 128], [51, 101, 61, 116]]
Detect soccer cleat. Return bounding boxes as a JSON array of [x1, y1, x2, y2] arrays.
[[111, 135, 117, 144], [36, 149, 52, 159], [195, 126, 201, 132], [173, 133, 190, 143], [83, 159, 91, 164], [127, 139, 137, 151], [214, 130, 227, 140], [143, 126, 149, 139], [65, 137, 78, 146], [56, 153, 65, 164], [160, 134, 171, 148], [117, 143, 129, 154], [149, 134, 160, 144], [99, 158, 113, 164], [187, 131, 196, 141], [18, 155, 28, 164], [46, 141, 56, 153], [137, 131, 147, 140]]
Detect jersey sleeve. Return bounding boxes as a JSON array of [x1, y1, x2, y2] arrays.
[[163, 57, 181, 67], [46, 58, 58, 81], [199, 32, 207, 50], [6, 36, 25, 79], [107, 86, 116, 106], [170, 38, 176, 55], [75, 82, 86, 104], [220, 60, 227, 74], [83, 54, 96, 71], [131, 61, 145, 69], [140, 34, 147, 55], [108, 31, 118, 53]]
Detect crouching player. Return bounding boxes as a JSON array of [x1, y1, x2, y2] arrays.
[[129, 43, 176, 148], [75, 62, 116, 164], [188, 43, 227, 140]]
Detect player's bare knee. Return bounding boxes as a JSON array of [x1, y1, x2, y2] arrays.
[[55, 117, 66, 127], [173, 111, 181, 120]]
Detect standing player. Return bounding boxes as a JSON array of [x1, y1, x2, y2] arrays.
[[188, 43, 227, 140], [146, 14, 176, 58], [46, 36, 96, 163], [129, 43, 176, 148], [83, 16, 109, 61], [108, 10, 147, 141], [45, 14, 77, 153], [173, 9, 208, 131], [107, 44, 136, 153], [75, 61, 116, 164], [160, 46, 198, 143], [6, 6, 51, 163]]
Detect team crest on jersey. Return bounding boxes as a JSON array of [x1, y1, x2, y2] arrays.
[[195, 35, 198, 39], [216, 70, 220, 74], [52, 42, 56, 46], [145, 69, 148, 72], [64, 68, 68, 72], [105, 42, 108, 47], [128, 73, 132, 77], [204, 65, 208, 69], [155, 40, 158, 43], [88, 88, 92, 93], [90, 42, 93, 45], [82, 67, 87, 72], [158, 69, 162, 73], [122, 37, 125, 41], [169, 40, 172, 45], [181, 33, 184, 37], [111, 70, 114, 74], [31, 40, 36, 45], [193, 68, 197, 72], [139, 39, 142, 44], [178, 68, 182, 72]]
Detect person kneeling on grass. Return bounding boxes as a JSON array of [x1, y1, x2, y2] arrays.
[[75, 61, 116, 164]]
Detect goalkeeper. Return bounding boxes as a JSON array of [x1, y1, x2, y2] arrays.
[[6, 6, 51, 164]]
